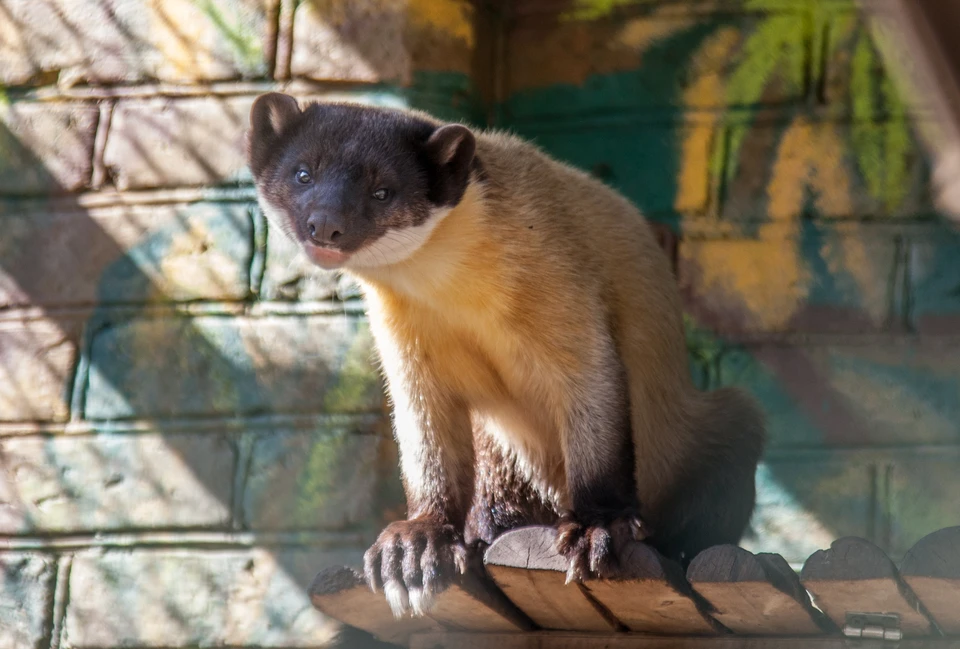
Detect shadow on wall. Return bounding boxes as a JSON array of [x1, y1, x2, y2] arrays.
[[0, 110, 398, 648], [3, 0, 960, 646], [0, 0, 270, 86]]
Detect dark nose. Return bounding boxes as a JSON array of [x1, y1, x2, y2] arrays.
[[305, 212, 345, 246]]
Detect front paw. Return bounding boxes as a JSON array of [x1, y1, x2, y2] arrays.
[[556, 511, 649, 583], [363, 518, 468, 617]]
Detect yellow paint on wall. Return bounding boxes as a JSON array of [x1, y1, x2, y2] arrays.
[[767, 119, 812, 222], [820, 226, 888, 325], [810, 123, 854, 217], [409, 0, 474, 48], [160, 222, 240, 300], [686, 232, 809, 330], [617, 16, 693, 52], [675, 27, 740, 212], [766, 119, 854, 219], [149, 0, 219, 80]]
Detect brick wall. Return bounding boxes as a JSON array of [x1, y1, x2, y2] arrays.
[[496, 0, 960, 565], [1, 1, 958, 648], [0, 1, 473, 647]]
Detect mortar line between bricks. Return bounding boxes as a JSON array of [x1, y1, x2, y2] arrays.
[[232, 433, 256, 530], [0, 185, 260, 213], [89, 100, 114, 190], [0, 299, 368, 322], [2, 78, 392, 102], [248, 204, 268, 299], [0, 530, 367, 551], [498, 107, 941, 132], [867, 463, 879, 545], [275, 0, 296, 80], [811, 8, 831, 106], [0, 84, 940, 123], [66, 318, 94, 424], [48, 556, 71, 649], [901, 236, 916, 333], [0, 411, 386, 436], [890, 235, 912, 332], [263, 0, 281, 80]]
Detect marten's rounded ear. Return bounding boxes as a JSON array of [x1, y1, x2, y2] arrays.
[[423, 124, 476, 206], [248, 93, 302, 173], [250, 93, 301, 145]]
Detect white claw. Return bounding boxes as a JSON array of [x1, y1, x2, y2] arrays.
[[384, 581, 410, 619], [407, 586, 434, 616]]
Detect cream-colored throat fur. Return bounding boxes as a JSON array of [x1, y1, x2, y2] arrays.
[[348, 183, 490, 298], [343, 203, 452, 270]]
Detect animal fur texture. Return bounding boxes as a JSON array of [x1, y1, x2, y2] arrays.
[[246, 93, 766, 617]]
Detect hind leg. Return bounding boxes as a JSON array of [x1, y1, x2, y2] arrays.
[[464, 429, 559, 548]]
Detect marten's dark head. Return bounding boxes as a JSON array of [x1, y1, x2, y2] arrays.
[[247, 93, 477, 270]]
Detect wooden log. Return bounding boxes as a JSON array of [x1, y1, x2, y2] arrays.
[[687, 545, 829, 635], [410, 632, 960, 649], [310, 564, 532, 645], [427, 563, 536, 633], [901, 526, 960, 635], [310, 567, 439, 646], [800, 537, 934, 637], [585, 540, 721, 634], [484, 526, 618, 632]]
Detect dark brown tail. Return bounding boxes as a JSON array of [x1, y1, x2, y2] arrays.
[[651, 387, 766, 563]]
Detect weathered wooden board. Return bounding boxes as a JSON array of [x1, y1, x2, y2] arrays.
[[310, 567, 439, 646], [901, 526, 960, 635], [310, 564, 532, 646], [585, 540, 720, 634], [484, 527, 618, 632], [800, 537, 934, 637], [410, 632, 960, 649], [687, 545, 828, 635], [428, 565, 536, 633]]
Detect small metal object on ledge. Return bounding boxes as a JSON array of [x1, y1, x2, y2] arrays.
[[844, 613, 903, 642]]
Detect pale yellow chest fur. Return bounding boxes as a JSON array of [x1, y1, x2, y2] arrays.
[[354, 186, 577, 494]]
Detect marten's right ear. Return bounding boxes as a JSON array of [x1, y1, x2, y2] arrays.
[[248, 93, 301, 168], [423, 124, 476, 207]]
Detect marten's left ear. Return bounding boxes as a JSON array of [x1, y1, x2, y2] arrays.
[[247, 93, 302, 173], [423, 124, 476, 207]]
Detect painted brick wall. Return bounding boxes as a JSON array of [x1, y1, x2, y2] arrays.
[[495, 0, 960, 566], [0, 1, 473, 648], [0, 1, 958, 648]]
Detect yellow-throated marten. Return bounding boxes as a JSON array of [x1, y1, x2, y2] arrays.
[[247, 93, 765, 616]]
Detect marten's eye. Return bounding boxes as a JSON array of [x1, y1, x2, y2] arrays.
[[295, 169, 312, 185], [372, 188, 390, 201]]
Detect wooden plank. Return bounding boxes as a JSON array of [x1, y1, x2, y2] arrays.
[[901, 526, 960, 635], [310, 564, 532, 645], [310, 566, 439, 646], [484, 526, 618, 632], [425, 565, 536, 633], [584, 540, 721, 634], [411, 632, 960, 649], [800, 536, 934, 637], [687, 545, 828, 635]]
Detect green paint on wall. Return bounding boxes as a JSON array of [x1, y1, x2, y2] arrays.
[[723, 14, 807, 184], [193, 0, 264, 72], [321, 321, 383, 413]]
